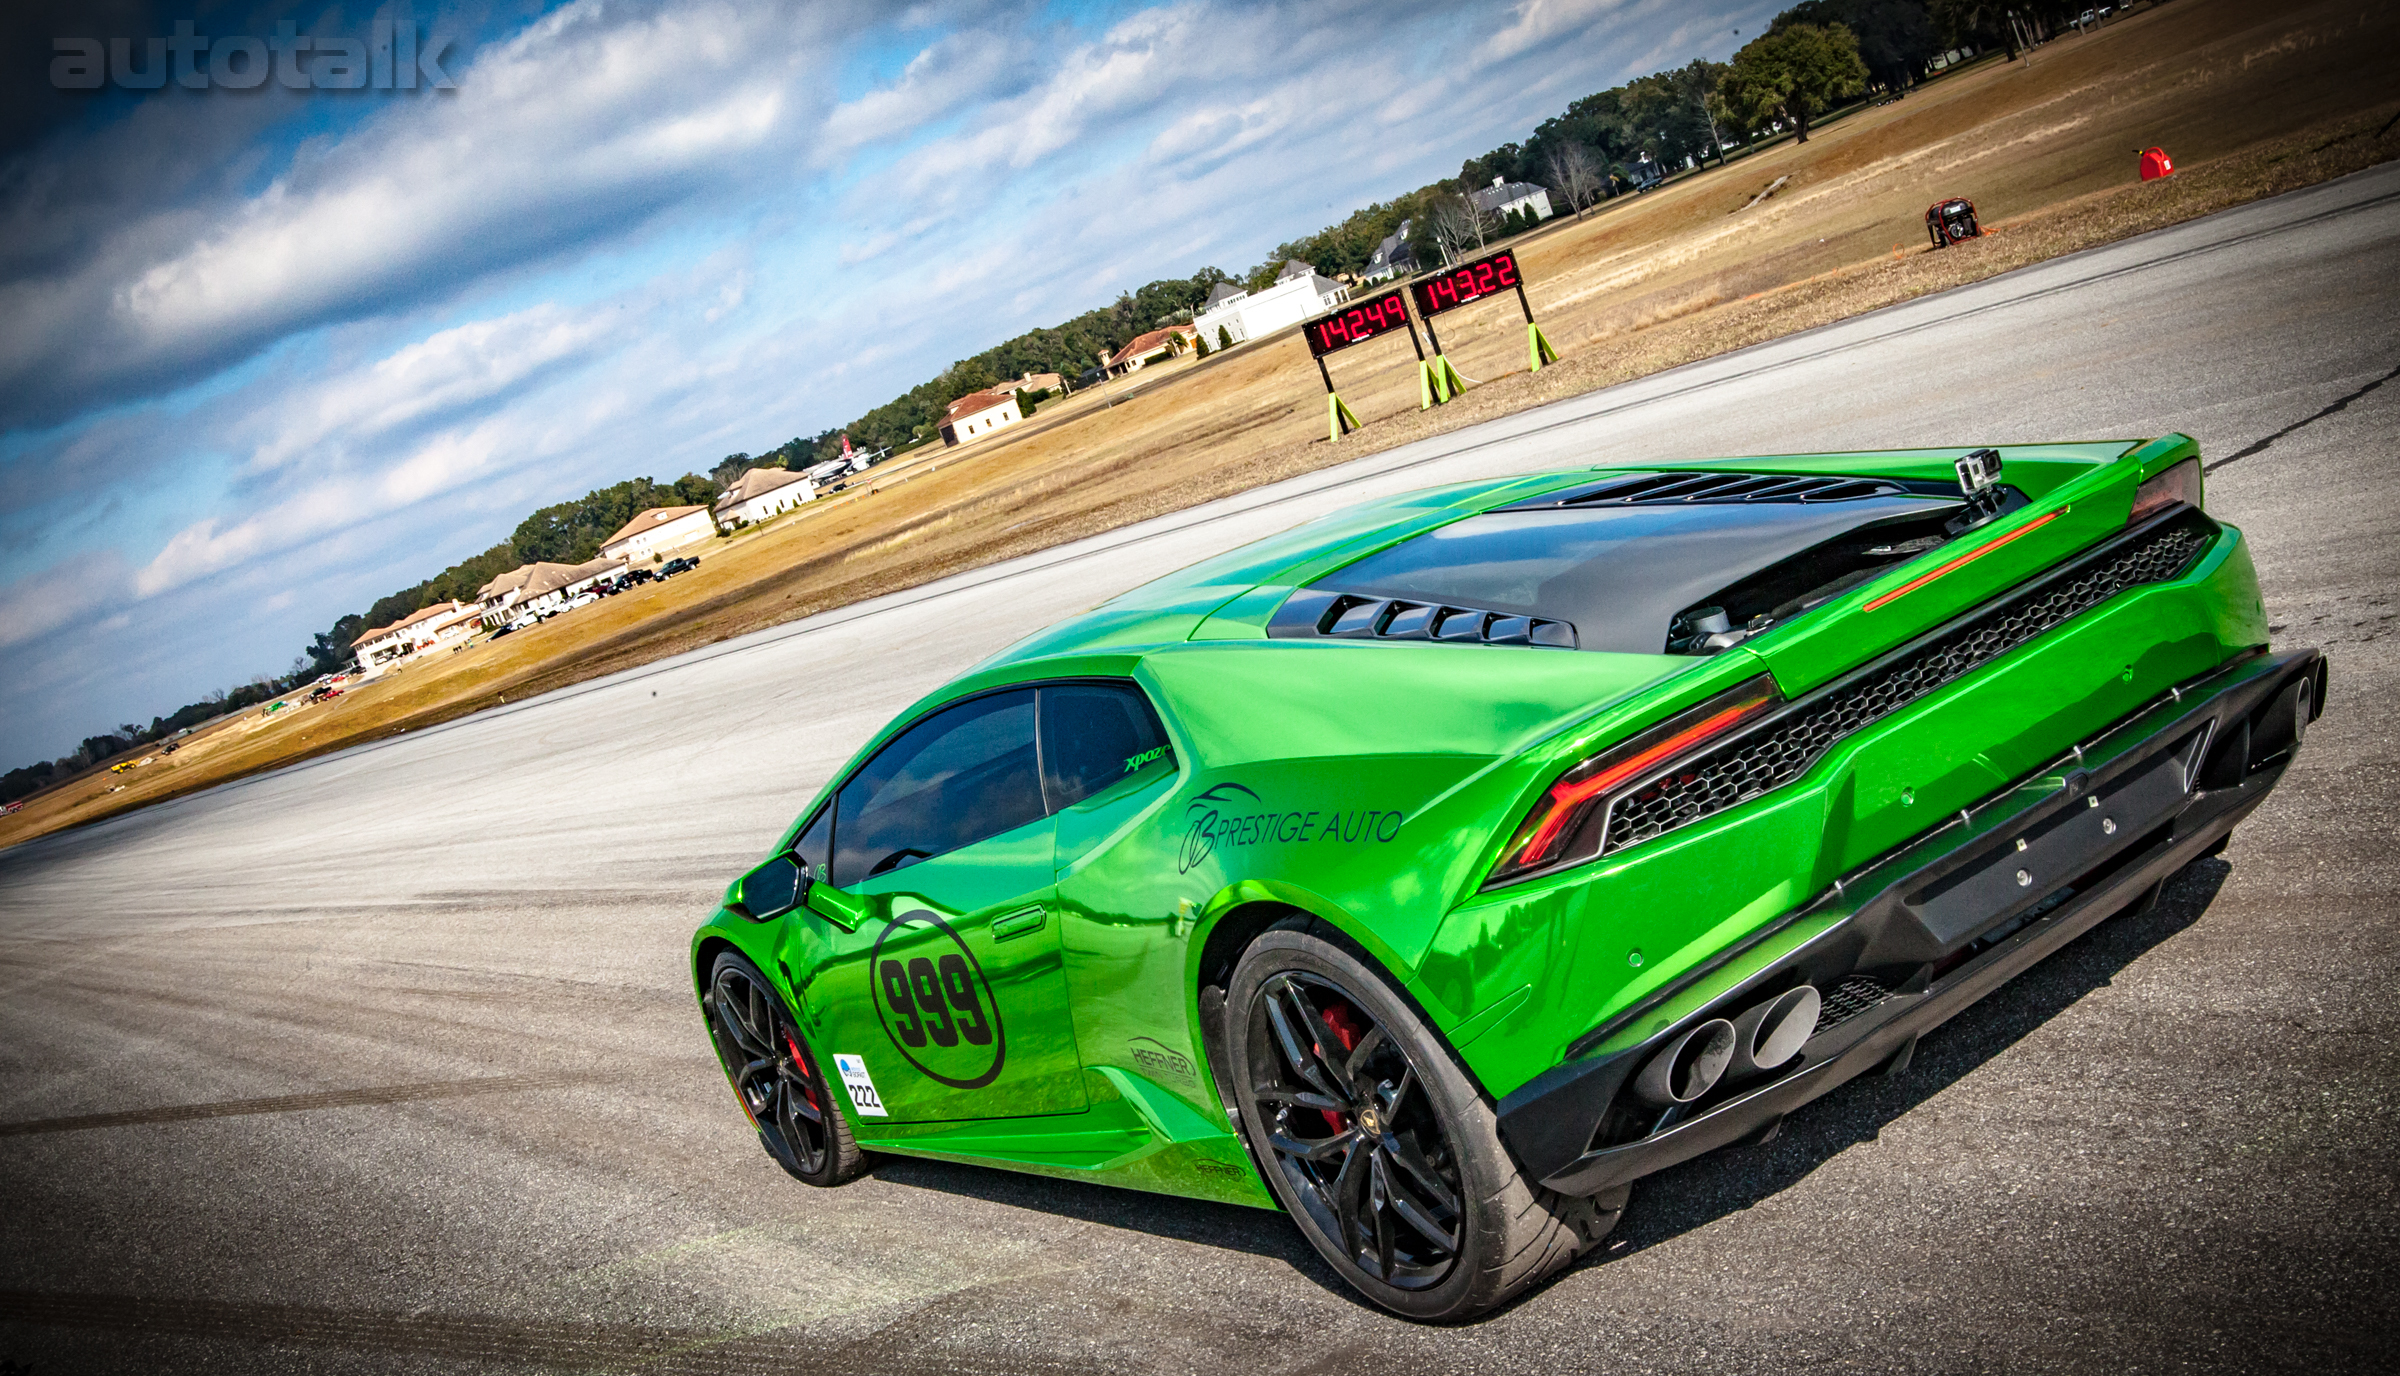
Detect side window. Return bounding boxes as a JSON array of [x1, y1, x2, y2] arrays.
[[832, 690, 1043, 886], [1040, 682, 1172, 810], [790, 804, 833, 884]]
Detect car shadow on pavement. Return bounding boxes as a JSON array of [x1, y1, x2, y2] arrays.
[[1575, 857, 2233, 1274], [864, 1154, 1330, 1268]]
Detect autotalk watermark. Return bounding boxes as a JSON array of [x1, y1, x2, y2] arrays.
[[51, 19, 457, 92]]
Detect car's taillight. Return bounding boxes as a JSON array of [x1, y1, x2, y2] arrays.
[[1488, 676, 1781, 887], [2128, 458, 2202, 524]]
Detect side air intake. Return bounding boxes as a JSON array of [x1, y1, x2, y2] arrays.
[[1268, 590, 1577, 648]]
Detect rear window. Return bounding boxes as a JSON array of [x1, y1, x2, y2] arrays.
[[1040, 683, 1171, 809]]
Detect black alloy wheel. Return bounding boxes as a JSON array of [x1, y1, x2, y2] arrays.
[[704, 952, 866, 1186], [1226, 921, 1617, 1321], [1249, 970, 1466, 1290]]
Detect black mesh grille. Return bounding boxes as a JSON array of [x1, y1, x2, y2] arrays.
[[1598, 512, 2214, 856], [1813, 976, 1890, 1034]]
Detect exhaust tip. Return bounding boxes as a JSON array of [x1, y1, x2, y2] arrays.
[[1633, 1018, 1736, 1105], [1728, 985, 1822, 1079]]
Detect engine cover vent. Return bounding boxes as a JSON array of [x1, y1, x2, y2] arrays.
[[1505, 471, 1921, 509]]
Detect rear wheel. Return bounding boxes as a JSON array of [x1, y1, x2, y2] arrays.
[[1226, 921, 1619, 1321], [704, 951, 869, 1186]]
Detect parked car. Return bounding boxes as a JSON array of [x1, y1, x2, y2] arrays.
[[692, 434, 2319, 1321]]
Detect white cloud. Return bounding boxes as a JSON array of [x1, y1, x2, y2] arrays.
[[0, 550, 133, 651], [1481, 0, 1634, 63], [1, 0, 1763, 764], [0, 0, 845, 430], [244, 303, 626, 475], [820, 24, 1047, 162]]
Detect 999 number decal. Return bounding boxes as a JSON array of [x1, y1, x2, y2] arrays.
[[869, 910, 1008, 1089], [878, 953, 992, 1049]]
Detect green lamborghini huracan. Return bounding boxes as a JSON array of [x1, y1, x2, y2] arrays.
[[694, 435, 2320, 1319]]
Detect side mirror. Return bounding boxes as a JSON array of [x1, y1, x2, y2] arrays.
[[728, 854, 806, 922], [805, 879, 866, 931]]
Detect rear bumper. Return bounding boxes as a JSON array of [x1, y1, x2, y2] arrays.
[[1497, 646, 2323, 1197]]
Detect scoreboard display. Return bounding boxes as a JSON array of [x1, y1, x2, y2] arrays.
[[1410, 249, 1522, 318], [1304, 288, 1413, 358]]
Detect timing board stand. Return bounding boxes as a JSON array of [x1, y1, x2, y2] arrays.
[[1409, 248, 1558, 395], [1528, 321, 1558, 372], [1299, 285, 1422, 442], [1414, 315, 1470, 408], [1514, 279, 1558, 373], [1318, 356, 1363, 439]]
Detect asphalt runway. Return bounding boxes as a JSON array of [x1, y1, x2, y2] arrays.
[[4, 161, 2398, 1374]]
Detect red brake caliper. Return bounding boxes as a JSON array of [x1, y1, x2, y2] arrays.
[[1317, 1003, 1367, 1133], [782, 1030, 820, 1108]]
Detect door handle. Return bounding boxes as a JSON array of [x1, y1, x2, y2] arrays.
[[991, 906, 1047, 941]]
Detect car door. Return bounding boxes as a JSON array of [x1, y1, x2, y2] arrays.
[[1041, 682, 1203, 1102], [796, 688, 1088, 1124]]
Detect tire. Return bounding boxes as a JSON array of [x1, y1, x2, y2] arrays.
[[1225, 919, 1620, 1321], [703, 950, 870, 1186]]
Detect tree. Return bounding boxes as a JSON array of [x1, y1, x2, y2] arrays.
[[1426, 189, 1496, 266], [1675, 59, 1733, 165], [710, 453, 752, 490], [1778, 1, 1939, 90], [1718, 23, 1869, 144], [1929, 0, 2016, 59], [304, 614, 368, 676], [1192, 333, 1210, 359], [1545, 141, 1604, 216], [1218, 325, 1234, 350]]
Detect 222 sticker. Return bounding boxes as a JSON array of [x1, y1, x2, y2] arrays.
[[833, 1053, 888, 1117]]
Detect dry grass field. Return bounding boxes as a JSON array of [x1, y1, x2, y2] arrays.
[[8, 0, 2396, 851]]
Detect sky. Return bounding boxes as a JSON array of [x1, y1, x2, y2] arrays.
[[0, 0, 1774, 766]]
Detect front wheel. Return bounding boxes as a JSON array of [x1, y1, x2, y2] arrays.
[[704, 951, 869, 1186], [1226, 921, 1619, 1321]]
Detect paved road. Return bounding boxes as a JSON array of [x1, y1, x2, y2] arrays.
[[5, 163, 2397, 1375]]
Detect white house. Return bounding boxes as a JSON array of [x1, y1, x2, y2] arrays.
[[939, 390, 1021, 446], [475, 557, 625, 628], [351, 600, 485, 676], [1000, 371, 1065, 396], [599, 504, 714, 565], [1356, 221, 1424, 284], [713, 467, 817, 530], [1470, 176, 1553, 225], [1191, 262, 1348, 347], [1105, 325, 1198, 377]]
